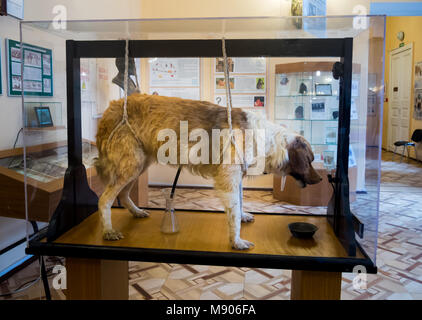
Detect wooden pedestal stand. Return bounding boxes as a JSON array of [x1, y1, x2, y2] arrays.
[[65, 259, 341, 300]]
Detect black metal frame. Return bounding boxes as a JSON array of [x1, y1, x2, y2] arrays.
[[27, 38, 376, 273]]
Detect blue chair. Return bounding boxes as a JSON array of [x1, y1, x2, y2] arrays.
[[392, 129, 422, 162]]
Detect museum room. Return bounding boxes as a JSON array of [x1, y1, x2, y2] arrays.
[[0, 0, 421, 305]]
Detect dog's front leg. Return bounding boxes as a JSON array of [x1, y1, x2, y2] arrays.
[[214, 167, 254, 250], [239, 181, 254, 223]]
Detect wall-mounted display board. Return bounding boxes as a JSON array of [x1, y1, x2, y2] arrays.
[[214, 57, 267, 108], [149, 58, 200, 100], [6, 38, 53, 96]]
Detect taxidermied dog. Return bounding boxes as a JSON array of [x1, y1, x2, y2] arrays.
[[95, 94, 322, 250]]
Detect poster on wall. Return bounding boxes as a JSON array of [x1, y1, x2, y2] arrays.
[[414, 61, 422, 120], [215, 58, 266, 74], [149, 58, 200, 100], [6, 39, 53, 96], [150, 58, 199, 87], [214, 94, 265, 108], [215, 75, 265, 93], [214, 57, 267, 109]]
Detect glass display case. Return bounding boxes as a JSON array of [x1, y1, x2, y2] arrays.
[[14, 16, 385, 299], [274, 62, 341, 166], [272, 62, 359, 207]]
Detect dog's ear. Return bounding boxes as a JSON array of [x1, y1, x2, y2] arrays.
[[286, 135, 322, 186], [286, 136, 310, 174]]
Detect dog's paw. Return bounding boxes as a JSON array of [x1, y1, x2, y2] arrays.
[[232, 238, 254, 250], [241, 212, 255, 223], [103, 229, 124, 241], [131, 208, 150, 218]]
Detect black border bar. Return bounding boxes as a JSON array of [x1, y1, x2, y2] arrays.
[[26, 232, 376, 274], [73, 39, 346, 58]]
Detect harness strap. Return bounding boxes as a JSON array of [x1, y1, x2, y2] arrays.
[[222, 38, 248, 173], [107, 39, 143, 150]]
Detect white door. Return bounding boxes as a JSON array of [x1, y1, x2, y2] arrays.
[[388, 44, 413, 152]]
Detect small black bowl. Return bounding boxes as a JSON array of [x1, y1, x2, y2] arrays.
[[288, 222, 318, 238]]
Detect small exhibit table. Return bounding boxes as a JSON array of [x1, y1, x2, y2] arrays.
[[27, 208, 375, 300]]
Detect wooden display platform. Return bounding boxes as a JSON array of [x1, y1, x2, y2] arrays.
[[53, 208, 363, 258], [28, 208, 375, 273]]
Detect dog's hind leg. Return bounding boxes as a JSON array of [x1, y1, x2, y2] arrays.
[[99, 130, 147, 240], [118, 178, 149, 218], [99, 180, 129, 240]]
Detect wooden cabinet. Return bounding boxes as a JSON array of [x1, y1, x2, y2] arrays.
[[273, 163, 357, 206], [0, 141, 148, 222]]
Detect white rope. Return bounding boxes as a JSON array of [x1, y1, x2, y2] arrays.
[[107, 39, 142, 149], [222, 38, 233, 132], [122, 38, 129, 121], [221, 38, 247, 171]]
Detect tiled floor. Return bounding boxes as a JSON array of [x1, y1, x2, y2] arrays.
[[1, 151, 421, 300]]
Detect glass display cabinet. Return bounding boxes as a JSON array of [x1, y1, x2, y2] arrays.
[[15, 16, 385, 300], [272, 62, 358, 206]]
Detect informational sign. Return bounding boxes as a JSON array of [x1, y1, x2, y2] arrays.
[[214, 57, 267, 108], [214, 95, 265, 108], [215, 57, 266, 74], [149, 58, 200, 100], [6, 39, 53, 96], [150, 58, 199, 87]]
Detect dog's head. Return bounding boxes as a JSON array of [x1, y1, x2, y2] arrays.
[[285, 135, 322, 187], [269, 135, 322, 188]]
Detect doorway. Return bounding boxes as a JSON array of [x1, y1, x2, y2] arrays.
[[388, 43, 413, 152]]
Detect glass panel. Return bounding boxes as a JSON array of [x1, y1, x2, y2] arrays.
[[21, 16, 384, 268], [349, 16, 385, 264], [19, 27, 67, 225]]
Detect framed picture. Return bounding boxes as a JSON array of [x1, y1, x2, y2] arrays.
[[311, 100, 326, 119], [315, 83, 332, 96], [253, 96, 265, 107], [6, 39, 53, 96], [34, 106, 53, 127]]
